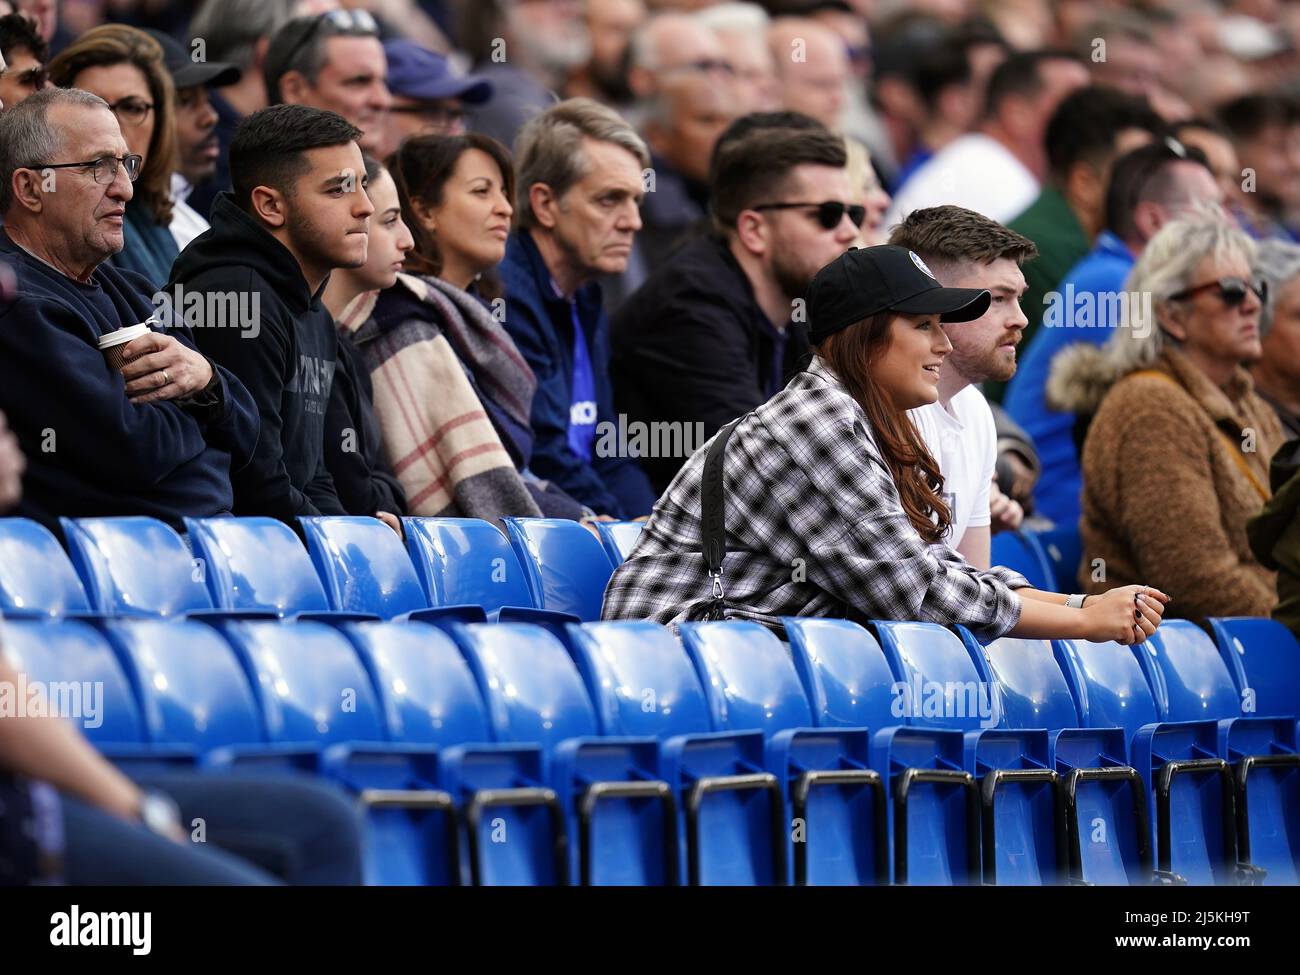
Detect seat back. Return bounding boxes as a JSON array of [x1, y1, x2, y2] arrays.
[[956, 628, 1079, 730], [219, 620, 386, 744], [874, 620, 997, 731], [0, 618, 145, 746], [783, 617, 900, 729], [565, 621, 713, 737], [453, 623, 600, 746], [678, 621, 814, 733], [60, 516, 211, 617], [1033, 527, 1083, 593], [297, 517, 427, 618], [990, 531, 1054, 590], [403, 517, 537, 613], [103, 618, 263, 750], [0, 518, 92, 617], [502, 518, 613, 621], [1141, 621, 1242, 722], [1208, 617, 1300, 721], [594, 521, 644, 567], [185, 517, 330, 615], [1053, 639, 1160, 739], [340, 621, 492, 746]]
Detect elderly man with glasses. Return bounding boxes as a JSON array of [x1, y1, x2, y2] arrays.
[[264, 9, 390, 155], [0, 87, 258, 532]]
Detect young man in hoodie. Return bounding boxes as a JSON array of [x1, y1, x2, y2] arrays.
[[168, 104, 377, 525], [0, 88, 259, 533]]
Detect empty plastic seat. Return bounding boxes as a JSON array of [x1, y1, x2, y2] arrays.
[[593, 521, 644, 567], [1055, 637, 1241, 885], [100, 618, 265, 753], [990, 531, 1055, 591], [402, 518, 576, 628], [0, 618, 154, 756], [875, 620, 1062, 885], [1143, 621, 1298, 885], [297, 517, 428, 619], [452, 622, 671, 886], [679, 620, 885, 886], [1033, 527, 1084, 593], [563, 621, 789, 885], [958, 628, 1150, 886], [185, 516, 333, 616], [1208, 617, 1300, 724], [0, 517, 93, 617], [60, 516, 212, 617], [502, 518, 613, 621]]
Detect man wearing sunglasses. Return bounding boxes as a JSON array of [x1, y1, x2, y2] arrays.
[[0, 87, 258, 532], [264, 9, 391, 155], [0, 11, 48, 112], [378, 39, 491, 159], [611, 117, 859, 493]]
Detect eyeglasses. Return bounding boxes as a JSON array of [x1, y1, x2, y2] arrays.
[[280, 8, 380, 71], [29, 154, 143, 185], [1170, 276, 1267, 308], [753, 200, 866, 230], [107, 97, 153, 127]]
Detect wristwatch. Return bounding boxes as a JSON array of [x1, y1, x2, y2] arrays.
[[138, 790, 183, 838], [1065, 593, 1087, 609]]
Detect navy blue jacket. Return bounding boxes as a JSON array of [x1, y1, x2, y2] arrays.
[[0, 230, 259, 531], [500, 231, 656, 518]]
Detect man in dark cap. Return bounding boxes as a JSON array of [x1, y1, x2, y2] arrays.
[[378, 38, 492, 156], [145, 29, 241, 251]]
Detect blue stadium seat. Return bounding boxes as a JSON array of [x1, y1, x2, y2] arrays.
[[216, 620, 455, 886], [957, 627, 1151, 885], [185, 516, 339, 617], [0, 517, 93, 617], [297, 517, 429, 619], [679, 620, 886, 886], [990, 531, 1055, 591], [1142, 621, 1298, 885], [562, 621, 789, 885], [501, 518, 613, 621], [451, 622, 671, 886], [0, 618, 177, 763], [1055, 637, 1243, 885], [1207, 617, 1300, 725], [1033, 527, 1084, 593], [593, 520, 644, 567], [875, 620, 1063, 884], [60, 516, 212, 617], [402, 517, 578, 629]]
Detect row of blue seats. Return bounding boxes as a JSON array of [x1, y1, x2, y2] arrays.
[[0, 515, 645, 623], [2, 610, 1296, 885]]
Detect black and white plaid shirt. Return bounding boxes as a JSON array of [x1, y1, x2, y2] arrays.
[[602, 357, 1029, 641]]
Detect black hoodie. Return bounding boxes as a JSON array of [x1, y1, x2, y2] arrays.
[[167, 192, 346, 522]]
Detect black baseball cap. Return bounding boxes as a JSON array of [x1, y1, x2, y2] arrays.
[[146, 29, 242, 90], [806, 245, 991, 344]]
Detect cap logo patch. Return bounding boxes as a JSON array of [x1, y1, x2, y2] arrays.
[[909, 250, 937, 279]]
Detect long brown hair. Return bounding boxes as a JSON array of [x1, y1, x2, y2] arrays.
[[387, 132, 515, 283], [48, 25, 177, 227], [817, 313, 952, 544]]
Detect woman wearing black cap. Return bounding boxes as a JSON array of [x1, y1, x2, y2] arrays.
[[603, 245, 1168, 644]]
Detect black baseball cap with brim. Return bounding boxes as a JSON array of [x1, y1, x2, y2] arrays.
[[806, 244, 991, 344], [146, 29, 242, 89]]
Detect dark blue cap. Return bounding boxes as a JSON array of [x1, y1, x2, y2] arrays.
[[383, 39, 492, 105]]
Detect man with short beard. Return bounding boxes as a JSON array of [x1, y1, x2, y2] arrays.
[[168, 105, 374, 523], [890, 206, 1038, 568], [611, 118, 859, 492]]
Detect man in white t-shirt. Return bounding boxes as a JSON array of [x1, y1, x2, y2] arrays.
[[893, 206, 1036, 568]]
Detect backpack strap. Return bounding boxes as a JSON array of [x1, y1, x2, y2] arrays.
[[701, 417, 743, 594]]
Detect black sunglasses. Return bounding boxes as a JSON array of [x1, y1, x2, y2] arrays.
[[1170, 276, 1267, 308], [753, 200, 867, 230]]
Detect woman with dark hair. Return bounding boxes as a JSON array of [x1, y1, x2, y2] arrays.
[[48, 25, 179, 288], [604, 245, 1169, 644], [337, 133, 587, 522]]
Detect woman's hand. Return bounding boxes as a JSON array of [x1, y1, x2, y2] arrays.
[[1082, 585, 1170, 644]]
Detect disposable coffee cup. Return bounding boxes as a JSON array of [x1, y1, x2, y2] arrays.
[[97, 323, 150, 371]]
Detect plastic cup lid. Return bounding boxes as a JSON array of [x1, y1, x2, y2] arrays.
[[97, 323, 150, 350]]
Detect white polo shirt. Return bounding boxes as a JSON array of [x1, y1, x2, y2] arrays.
[[908, 384, 997, 549]]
